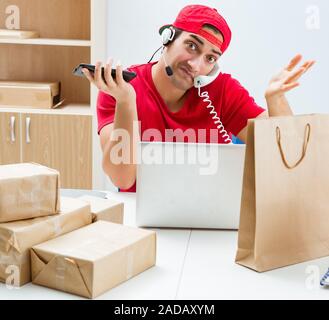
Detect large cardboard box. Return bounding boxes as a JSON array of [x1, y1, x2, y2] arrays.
[[0, 197, 92, 286], [31, 221, 157, 298], [0, 81, 61, 109], [79, 195, 124, 224], [0, 163, 60, 223]]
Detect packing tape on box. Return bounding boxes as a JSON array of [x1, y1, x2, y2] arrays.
[[54, 255, 92, 297], [52, 216, 62, 236], [0, 232, 19, 253], [4, 182, 51, 209], [0, 251, 29, 266], [50, 235, 137, 284], [126, 248, 134, 280], [0, 189, 56, 223], [0, 217, 63, 264], [55, 256, 67, 290]]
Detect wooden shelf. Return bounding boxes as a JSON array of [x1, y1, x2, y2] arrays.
[[0, 0, 90, 40], [1, 45, 90, 104], [0, 0, 107, 189], [0, 38, 91, 47], [0, 104, 92, 115]]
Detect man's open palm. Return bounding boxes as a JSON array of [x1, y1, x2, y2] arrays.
[[265, 54, 315, 99]]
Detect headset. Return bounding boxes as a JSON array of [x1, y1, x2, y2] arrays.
[[160, 26, 232, 143], [161, 26, 176, 46]]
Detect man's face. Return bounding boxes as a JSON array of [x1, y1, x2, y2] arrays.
[[165, 27, 223, 91]]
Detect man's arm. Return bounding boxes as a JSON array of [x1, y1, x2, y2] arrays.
[[100, 98, 139, 190], [237, 54, 315, 143], [83, 59, 139, 190], [264, 54, 315, 117], [236, 110, 268, 142]]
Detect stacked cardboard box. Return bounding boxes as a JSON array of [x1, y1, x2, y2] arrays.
[[78, 195, 124, 224], [0, 197, 92, 286], [31, 221, 156, 298], [0, 163, 60, 222], [0, 163, 156, 298]]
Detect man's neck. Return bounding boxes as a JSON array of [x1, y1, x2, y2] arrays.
[[151, 60, 188, 111]]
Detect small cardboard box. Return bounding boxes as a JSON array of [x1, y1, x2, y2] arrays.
[[79, 195, 124, 224], [31, 221, 156, 298], [0, 81, 61, 109], [0, 163, 60, 223], [0, 197, 92, 287]]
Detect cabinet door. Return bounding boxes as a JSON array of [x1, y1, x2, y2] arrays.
[[0, 112, 21, 164], [21, 113, 92, 189]]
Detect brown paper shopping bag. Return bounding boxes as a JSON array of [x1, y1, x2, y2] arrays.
[[235, 114, 329, 272]]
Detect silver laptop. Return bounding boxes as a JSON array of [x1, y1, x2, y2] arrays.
[[136, 141, 246, 229]]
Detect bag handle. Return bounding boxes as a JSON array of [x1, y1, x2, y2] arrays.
[[276, 123, 311, 169]]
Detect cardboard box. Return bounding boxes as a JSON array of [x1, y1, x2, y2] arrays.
[[0, 197, 92, 287], [0, 81, 61, 109], [0, 163, 60, 223], [79, 195, 124, 224], [31, 221, 157, 298]]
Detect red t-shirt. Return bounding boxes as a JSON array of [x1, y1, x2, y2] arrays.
[[97, 62, 265, 192]]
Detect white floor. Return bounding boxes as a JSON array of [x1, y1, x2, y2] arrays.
[[1, 191, 329, 300]]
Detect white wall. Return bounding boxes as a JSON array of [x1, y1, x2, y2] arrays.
[[104, 0, 328, 190], [107, 0, 328, 113]]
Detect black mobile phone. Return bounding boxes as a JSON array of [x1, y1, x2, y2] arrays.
[[72, 63, 137, 82]]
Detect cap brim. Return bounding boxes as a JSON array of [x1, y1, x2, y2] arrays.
[[159, 24, 172, 35]]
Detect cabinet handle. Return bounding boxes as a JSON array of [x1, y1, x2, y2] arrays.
[[26, 117, 31, 144], [10, 116, 15, 142]]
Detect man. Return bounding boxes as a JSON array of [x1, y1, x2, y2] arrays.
[[83, 4, 315, 192]]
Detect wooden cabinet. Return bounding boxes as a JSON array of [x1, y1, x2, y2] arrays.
[[21, 112, 92, 189], [0, 111, 20, 164], [0, 109, 92, 188], [0, 0, 107, 189]]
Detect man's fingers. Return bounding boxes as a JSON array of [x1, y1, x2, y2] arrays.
[[82, 69, 95, 84], [95, 61, 106, 89], [301, 60, 316, 74], [300, 60, 312, 70], [282, 82, 300, 92], [285, 54, 303, 71], [284, 67, 306, 84], [104, 57, 116, 87], [285, 60, 315, 84], [115, 60, 124, 85]]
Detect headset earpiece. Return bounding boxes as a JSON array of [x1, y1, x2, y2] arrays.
[[161, 27, 176, 45]]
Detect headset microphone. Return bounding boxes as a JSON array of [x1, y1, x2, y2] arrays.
[[162, 51, 173, 77], [165, 66, 173, 77], [160, 27, 176, 77]]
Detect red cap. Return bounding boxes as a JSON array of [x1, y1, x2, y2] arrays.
[[159, 5, 232, 54]]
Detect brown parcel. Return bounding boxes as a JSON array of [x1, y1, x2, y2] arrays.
[[31, 221, 157, 299], [0, 197, 92, 286], [0, 81, 61, 109], [0, 163, 60, 223], [78, 195, 124, 224]]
